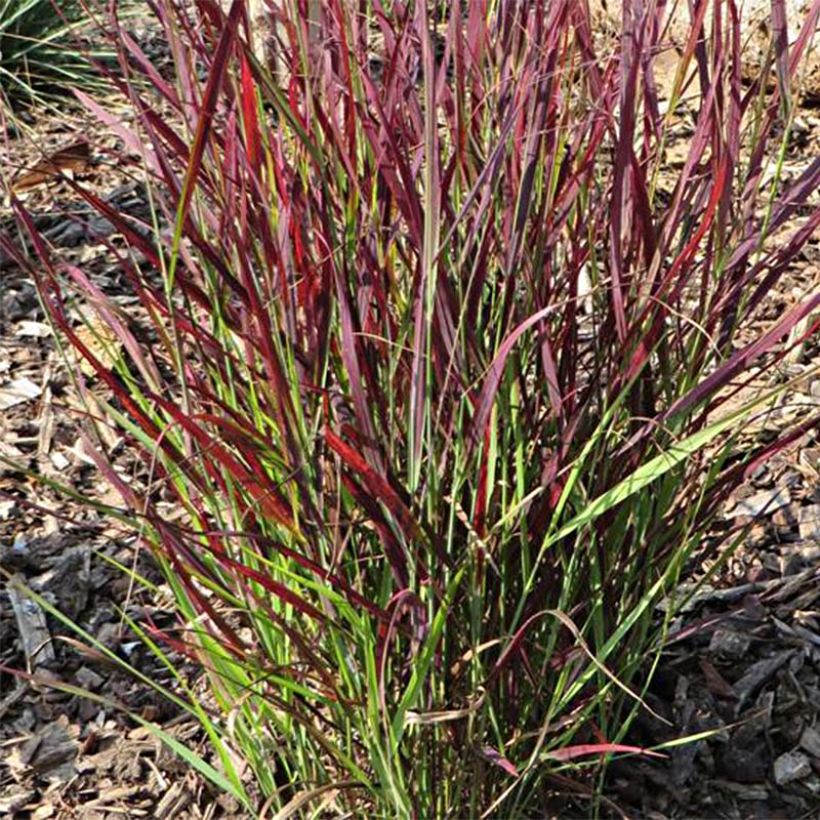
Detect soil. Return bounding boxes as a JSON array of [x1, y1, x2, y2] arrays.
[[1, 26, 820, 820]]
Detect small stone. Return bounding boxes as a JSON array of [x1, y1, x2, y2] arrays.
[[734, 488, 791, 518], [773, 750, 811, 785], [800, 725, 820, 758]]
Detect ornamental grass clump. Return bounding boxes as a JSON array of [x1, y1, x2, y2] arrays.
[[0, 0, 111, 107], [7, 0, 820, 815]]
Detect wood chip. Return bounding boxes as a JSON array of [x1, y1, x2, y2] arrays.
[[0, 787, 37, 815], [708, 628, 751, 660], [774, 750, 811, 785], [732, 650, 794, 713], [0, 682, 28, 720], [155, 781, 191, 819], [699, 658, 737, 699], [7, 574, 56, 672], [6, 718, 78, 785], [800, 726, 820, 758], [0, 377, 42, 410], [798, 505, 820, 541], [733, 487, 791, 518]]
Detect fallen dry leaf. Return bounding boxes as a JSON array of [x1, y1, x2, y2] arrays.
[[10, 141, 91, 195], [72, 319, 124, 377]]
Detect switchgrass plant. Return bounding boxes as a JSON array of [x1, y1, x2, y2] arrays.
[[0, 0, 112, 108], [6, 0, 820, 815]]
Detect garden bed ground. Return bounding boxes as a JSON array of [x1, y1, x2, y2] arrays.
[[2, 71, 820, 820]]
